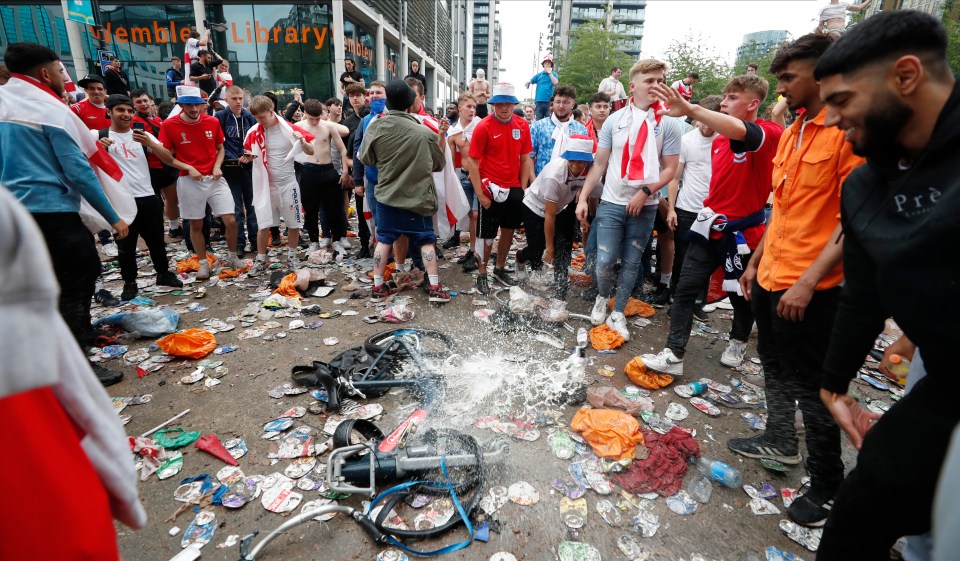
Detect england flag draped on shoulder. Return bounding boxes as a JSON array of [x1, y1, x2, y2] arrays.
[[0, 74, 136, 232], [415, 107, 470, 239]]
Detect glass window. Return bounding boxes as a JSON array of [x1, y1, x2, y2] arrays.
[[385, 42, 400, 80], [343, 16, 376, 84], [0, 5, 76, 77]]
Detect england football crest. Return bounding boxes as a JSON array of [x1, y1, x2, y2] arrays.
[[512, 129, 521, 140]]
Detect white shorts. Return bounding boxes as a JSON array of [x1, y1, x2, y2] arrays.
[[176, 176, 234, 220], [255, 180, 304, 229]]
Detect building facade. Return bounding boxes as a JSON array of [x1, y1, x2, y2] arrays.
[[468, 0, 500, 85], [549, 0, 645, 59], [863, 0, 948, 16], [735, 29, 791, 67], [0, 0, 467, 111]]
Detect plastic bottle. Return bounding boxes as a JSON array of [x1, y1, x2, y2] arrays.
[[883, 354, 910, 385], [577, 327, 588, 348], [694, 456, 742, 488], [688, 473, 713, 503]]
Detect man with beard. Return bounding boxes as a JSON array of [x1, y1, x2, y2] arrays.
[[726, 33, 865, 528], [528, 84, 588, 177], [811, 11, 959, 559]]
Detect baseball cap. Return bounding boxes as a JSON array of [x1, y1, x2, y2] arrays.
[[105, 94, 134, 109], [480, 179, 510, 203], [77, 74, 105, 88]]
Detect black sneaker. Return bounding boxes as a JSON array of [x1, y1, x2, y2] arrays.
[[462, 254, 479, 272], [156, 271, 184, 288], [358, 246, 372, 259], [93, 364, 123, 387], [95, 288, 120, 307], [443, 233, 460, 249], [120, 282, 139, 302], [727, 434, 803, 464], [457, 250, 475, 265], [693, 306, 709, 322], [493, 267, 516, 286], [788, 486, 835, 527], [476, 273, 490, 295], [435, 245, 445, 261], [168, 226, 184, 238], [237, 247, 246, 259], [646, 284, 671, 306]]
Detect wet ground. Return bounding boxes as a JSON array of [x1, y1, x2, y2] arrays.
[[103, 232, 883, 561]]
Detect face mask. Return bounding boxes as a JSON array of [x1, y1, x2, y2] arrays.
[[371, 98, 387, 114]]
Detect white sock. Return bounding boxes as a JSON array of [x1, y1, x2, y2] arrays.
[[256, 254, 266, 262], [374, 275, 384, 286], [661, 272, 672, 287], [169, 219, 179, 229], [428, 274, 439, 286]]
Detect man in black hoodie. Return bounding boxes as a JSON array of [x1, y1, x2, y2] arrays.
[[405, 60, 427, 97], [813, 11, 959, 559]]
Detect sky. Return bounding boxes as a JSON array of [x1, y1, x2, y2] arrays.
[[498, 0, 827, 99]]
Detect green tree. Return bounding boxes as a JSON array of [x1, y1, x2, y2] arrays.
[[943, 0, 960, 73], [554, 20, 634, 104], [733, 47, 781, 116], [661, 33, 732, 101]]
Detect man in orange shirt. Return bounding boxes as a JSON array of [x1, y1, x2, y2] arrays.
[[728, 34, 865, 528]]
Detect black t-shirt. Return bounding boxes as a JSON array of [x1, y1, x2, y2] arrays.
[[190, 57, 221, 94], [103, 67, 129, 96], [340, 70, 363, 91]]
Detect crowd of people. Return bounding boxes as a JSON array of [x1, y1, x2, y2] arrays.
[[0, 6, 958, 560]]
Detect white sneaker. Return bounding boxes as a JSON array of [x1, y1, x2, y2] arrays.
[[641, 348, 684, 376], [606, 311, 630, 341], [226, 255, 246, 269], [721, 339, 748, 367], [714, 297, 734, 310], [338, 237, 352, 249], [307, 242, 318, 252], [102, 242, 119, 257], [319, 238, 331, 249], [197, 260, 211, 280], [251, 260, 266, 275], [591, 295, 608, 325], [332, 241, 346, 254]]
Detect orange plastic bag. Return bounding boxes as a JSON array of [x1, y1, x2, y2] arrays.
[[176, 254, 216, 274], [273, 272, 300, 297], [156, 328, 217, 359], [367, 262, 395, 281], [609, 297, 655, 318], [218, 267, 243, 279], [590, 324, 624, 350], [624, 357, 674, 389], [570, 408, 645, 461]]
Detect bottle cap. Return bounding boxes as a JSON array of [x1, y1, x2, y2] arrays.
[[889, 354, 903, 364]]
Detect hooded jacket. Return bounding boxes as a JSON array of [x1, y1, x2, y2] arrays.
[[821, 79, 960, 394], [405, 63, 428, 96]]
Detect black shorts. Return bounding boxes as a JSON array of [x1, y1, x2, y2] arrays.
[[654, 207, 668, 234], [149, 166, 178, 195], [477, 187, 524, 239]]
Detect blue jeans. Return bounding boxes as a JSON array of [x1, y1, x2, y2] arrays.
[[535, 101, 550, 120], [365, 177, 379, 225], [223, 164, 257, 247], [593, 201, 657, 313]]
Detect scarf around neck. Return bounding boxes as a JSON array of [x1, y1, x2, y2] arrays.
[[621, 99, 664, 187]]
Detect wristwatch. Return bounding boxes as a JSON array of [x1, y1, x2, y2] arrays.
[[640, 186, 652, 196]]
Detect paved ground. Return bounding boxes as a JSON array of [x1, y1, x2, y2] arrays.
[[102, 231, 884, 561]]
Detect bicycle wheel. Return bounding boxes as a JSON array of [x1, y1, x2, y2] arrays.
[[363, 328, 457, 359]]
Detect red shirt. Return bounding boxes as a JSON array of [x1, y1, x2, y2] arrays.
[[134, 113, 164, 169], [71, 99, 110, 130], [585, 119, 600, 151], [468, 114, 532, 188], [159, 114, 224, 176], [702, 118, 784, 249]]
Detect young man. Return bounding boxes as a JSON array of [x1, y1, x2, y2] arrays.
[[131, 89, 181, 237], [580, 91, 613, 284], [641, 74, 784, 374], [585, 92, 611, 147], [404, 60, 428, 96], [98, 94, 184, 300], [446, 93, 482, 268], [523, 104, 536, 124], [359, 80, 449, 303], [663, 95, 722, 317], [574, 59, 682, 341], [215, 85, 258, 255], [516, 134, 593, 304], [598, 67, 627, 111], [343, 82, 372, 250], [189, 49, 222, 96], [166, 56, 183, 99], [351, 81, 388, 256], [0, 43, 128, 385], [241, 95, 315, 273], [526, 56, 559, 120], [469, 69, 491, 118], [72, 74, 110, 130], [103, 56, 129, 96], [467, 82, 534, 294], [746, 63, 759, 75], [671, 72, 700, 102], [810, 12, 958, 558], [725, 34, 865, 528], [818, 0, 872, 36], [159, 85, 242, 279], [529, 84, 588, 176], [299, 99, 350, 255]]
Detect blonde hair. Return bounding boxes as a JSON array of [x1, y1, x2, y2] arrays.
[[458, 93, 478, 105], [629, 58, 668, 79], [249, 95, 275, 115], [723, 75, 770, 104]]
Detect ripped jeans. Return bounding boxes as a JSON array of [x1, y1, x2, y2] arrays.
[[593, 200, 657, 313]]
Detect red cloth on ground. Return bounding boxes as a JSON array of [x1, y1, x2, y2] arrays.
[[0, 388, 119, 560], [612, 427, 700, 497]]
